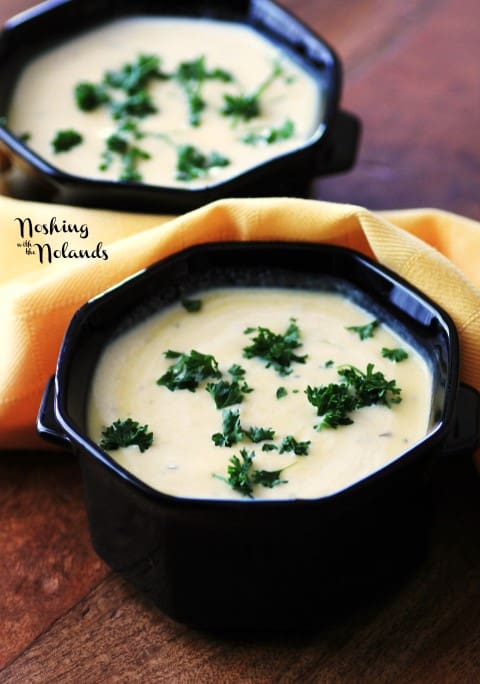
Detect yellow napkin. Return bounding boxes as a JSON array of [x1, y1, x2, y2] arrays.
[[1, 194, 479, 463]]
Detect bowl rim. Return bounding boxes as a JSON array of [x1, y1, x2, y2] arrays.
[[45, 241, 461, 510]]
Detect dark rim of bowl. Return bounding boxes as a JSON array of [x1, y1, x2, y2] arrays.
[[49, 242, 460, 510]]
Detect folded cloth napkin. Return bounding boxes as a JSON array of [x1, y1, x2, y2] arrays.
[[1, 194, 479, 467]]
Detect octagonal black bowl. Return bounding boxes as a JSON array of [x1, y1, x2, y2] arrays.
[[37, 242, 479, 630], [0, 0, 360, 212]]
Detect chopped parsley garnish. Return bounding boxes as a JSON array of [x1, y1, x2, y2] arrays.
[[176, 144, 230, 181], [381, 347, 409, 362], [109, 91, 157, 120], [101, 132, 151, 181], [276, 386, 288, 399], [214, 448, 288, 498], [173, 56, 233, 126], [51, 129, 83, 153], [74, 81, 109, 111], [206, 379, 251, 409], [228, 363, 247, 382], [307, 362, 402, 430], [181, 297, 202, 312], [243, 318, 307, 376], [244, 426, 276, 443], [279, 435, 311, 455], [100, 418, 153, 452], [337, 363, 402, 408], [305, 383, 356, 430], [157, 349, 221, 391], [103, 53, 167, 94], [221, 60, 284, 122], [212, 408, 244, 447], [346, 319, 380, 340], [242, 118, 295, 145]]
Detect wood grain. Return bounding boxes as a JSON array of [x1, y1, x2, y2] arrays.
[[1, 0, 480, 681]]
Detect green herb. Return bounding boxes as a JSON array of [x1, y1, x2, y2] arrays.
[[109, 91, 157, 120], [51, 129, 83, 153], [337, 363, 402, 408], [99, 121, 151, 181], [279, 435, 311, 455], [306, 383, 356, 430], [181, 297, 202, 312], [243, 318, 307, 376], [176, 144, 230, 181], [228, 363, 247, 382], [173, 56, 233, 126], [261, 443, 278, 451], [19, 131, 31, 142], [251, 468, 288, 489], [212, 408, 244, 447], [276, 386, 288, 399], [157, 349, 221, 391], [244, 426, 276, 443], [381, 347, 409, 362], [242, 118, 294, 145], [100, 418, 153, 452], [104, 53, 167, 95], [206, 379, 250, 408], [214, 447, 288, 498], [221, 60, 284, 122], [346, 319, 380, 340], [74, 81, 109, 111], [324, 359, 335, 368], [306, 362, 402, 430]]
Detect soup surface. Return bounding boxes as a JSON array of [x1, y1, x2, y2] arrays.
[[8, 16, 322, 187], [88, 287, 433, 500]]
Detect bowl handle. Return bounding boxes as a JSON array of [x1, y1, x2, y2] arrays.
[[36, 375, 72, 449], [442, 383, 480, 458], [315, 110, 361, 175]]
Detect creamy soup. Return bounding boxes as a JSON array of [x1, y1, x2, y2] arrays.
[[88, 287, 433, 501], [8, 16, 322, 188]]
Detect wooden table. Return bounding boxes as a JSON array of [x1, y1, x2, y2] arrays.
[[1, 1, 479, 681]]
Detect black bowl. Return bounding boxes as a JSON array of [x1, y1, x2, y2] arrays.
[[37, 243, 479, 630], [0, 0, 360, 212]]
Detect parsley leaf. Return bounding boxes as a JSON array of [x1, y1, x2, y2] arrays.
[[381, 347, 409, 362], [206, 379, 250, 408], [279, 435, 311, 455], [306, 363, 402, 430], [176, 144, 230, 181], [104, 53, 167, 95], [214, 447, 288, 498], [242, 118, 295, 145], [244, 426, 276, 443], [181, 297, 202, 312], [74, 81, 109, 111], [252, 468, 288, 489], [243, 318, 307, 376], [305, 383, 356, 430], [173, 56, 233, 126], [51, 129, 83, 153], [212, 408, 244, 447], [100, 418, 153, 452], [221, 60, 284, 122], [346, 319, 380, 340], [228, 363, 247, 382], [157, 349, 221, 391], [338, 363, 402, 407], [276, 386, 288, 399]]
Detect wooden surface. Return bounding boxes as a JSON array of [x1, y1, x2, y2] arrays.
[[1, 0, 480, 681]]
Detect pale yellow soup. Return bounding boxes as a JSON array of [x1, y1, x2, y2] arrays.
[[87, 287, 433, 501], [8, 16, 322, 187]]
